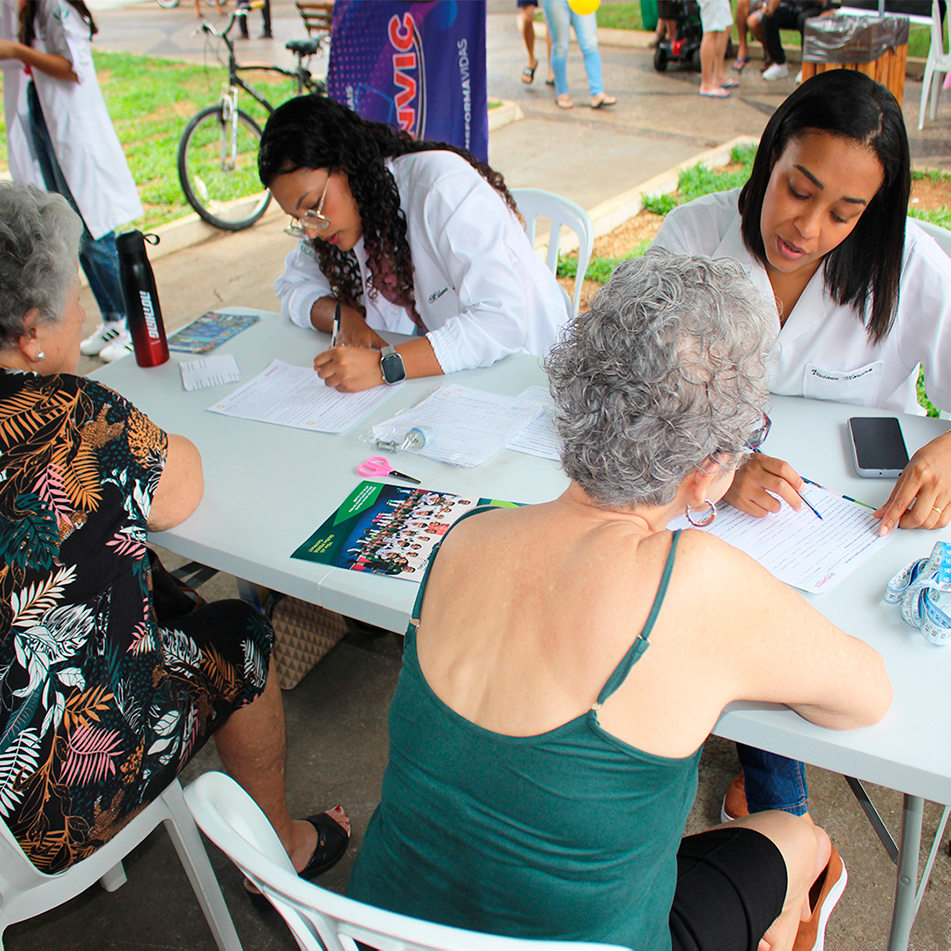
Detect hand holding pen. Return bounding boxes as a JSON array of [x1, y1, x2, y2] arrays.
[[723, 451, 822, 520]]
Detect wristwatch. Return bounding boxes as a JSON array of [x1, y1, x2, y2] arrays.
[[380, 346, 406, 385]]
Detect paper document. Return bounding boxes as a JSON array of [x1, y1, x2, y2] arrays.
[[668, 483, 894, 593], [207, 358, 397, 433], [181, 355, 240, 391], [507, 385, 561, 460], [372, 384, 544, 467]]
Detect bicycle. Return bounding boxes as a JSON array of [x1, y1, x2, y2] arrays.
[[177, 8, 326, 231]]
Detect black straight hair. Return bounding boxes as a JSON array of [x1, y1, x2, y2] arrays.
[[738, 69, 910, 344]]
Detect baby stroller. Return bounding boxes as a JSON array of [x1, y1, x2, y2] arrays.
[[653, 0, 734, 72]]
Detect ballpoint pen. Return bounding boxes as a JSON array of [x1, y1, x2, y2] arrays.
[[330, 300, 341, 347], [801, 476, 875, 511], [753, 450, 823, 520]]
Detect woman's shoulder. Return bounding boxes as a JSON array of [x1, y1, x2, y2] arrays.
[[391, 150, 483, 196], [655, 188, 741, 254]]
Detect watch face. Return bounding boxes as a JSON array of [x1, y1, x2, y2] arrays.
[[381, 350, 406, 384]]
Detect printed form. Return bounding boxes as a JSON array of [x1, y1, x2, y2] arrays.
[[207, 358, 397, 433], [669, 483, 895, 593]]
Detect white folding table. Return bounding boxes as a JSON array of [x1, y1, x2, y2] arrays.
[[92, 308, 951, 950]]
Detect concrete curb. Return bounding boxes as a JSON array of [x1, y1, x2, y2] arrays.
[[535, 134, 758, 258]]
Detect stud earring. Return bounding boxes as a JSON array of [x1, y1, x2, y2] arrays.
[[36, 351, 45, 361]]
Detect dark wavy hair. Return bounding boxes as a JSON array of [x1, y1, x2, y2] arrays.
[[738, 69, 910, 344], [258, 95, 517, 314], [19, 1, 97, 45]]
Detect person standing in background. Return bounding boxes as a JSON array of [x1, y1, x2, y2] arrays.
[[698, 0, 738, 97], [237, 0, 272, 40], [517, 0, 554, 85], [541, 0, 616, 109], [0, 0, 142, 363]]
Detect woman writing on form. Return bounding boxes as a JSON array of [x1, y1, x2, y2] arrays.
[[653, 66, 950, 842], [654, 68, 951, 538], [348, 251, 892, 951], [257, 95, 569, 392]]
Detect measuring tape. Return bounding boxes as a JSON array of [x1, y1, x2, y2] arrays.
[[885, 541, 951, 646]]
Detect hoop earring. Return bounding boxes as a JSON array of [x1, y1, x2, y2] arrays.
[[685, 499, 717, 528]]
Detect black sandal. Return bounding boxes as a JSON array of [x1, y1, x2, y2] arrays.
[[244, 810, 350, 909]]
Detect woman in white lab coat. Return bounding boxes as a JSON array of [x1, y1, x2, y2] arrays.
[[0, 0, 142, 360], [653, 67, 951, 837], [654, 68, 951, 537], [257, 95, 569, 392]]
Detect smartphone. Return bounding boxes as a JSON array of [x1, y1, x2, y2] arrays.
[[848, 417, 909, 478]]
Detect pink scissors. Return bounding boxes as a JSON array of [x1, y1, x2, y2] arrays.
[[357, 456, 421, 485]]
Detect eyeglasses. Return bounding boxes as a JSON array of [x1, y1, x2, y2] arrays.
[[284, 175, 331, 239], [745, 412, 772, 453], [708, 411, 772, 473]]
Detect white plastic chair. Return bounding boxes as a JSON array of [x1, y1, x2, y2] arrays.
[[914, 216, 951, 256], [185, 771, 627, 951], [0, 778, 240, 951], [918, 0, 951, 129], [511, 187, 594, 317]]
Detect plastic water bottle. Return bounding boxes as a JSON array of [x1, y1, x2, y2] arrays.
[[117, 230, 169, 368]]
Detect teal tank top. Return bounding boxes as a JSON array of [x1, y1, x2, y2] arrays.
[[349, 517, 699, 951]]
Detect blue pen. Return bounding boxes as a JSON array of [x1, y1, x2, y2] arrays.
[[753, 451, 823, 520], [801, 476, 874, 511]]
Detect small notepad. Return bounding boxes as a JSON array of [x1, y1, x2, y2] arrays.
[[181, 355, 241, 391]]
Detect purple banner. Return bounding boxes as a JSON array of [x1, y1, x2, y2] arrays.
[[327, 1, 488, 161]]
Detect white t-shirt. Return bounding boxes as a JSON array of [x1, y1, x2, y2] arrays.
[[653, 188, 951, 415], [275, 151, 570, 375]]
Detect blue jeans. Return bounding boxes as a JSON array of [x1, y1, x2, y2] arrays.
[[737, 744, 809, 816], [541, 0, 604, 97], [27, 82, 126, 322]]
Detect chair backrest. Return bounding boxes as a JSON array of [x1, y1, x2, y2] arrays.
[[914, 217, 951, 256], [930, 0, 949, 58], [296, 0, 333, 37], [511, 188, 594, 317], [0, 779, 239, 950], [185, 771, 627, 951]]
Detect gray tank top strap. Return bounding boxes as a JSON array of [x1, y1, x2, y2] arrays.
[[594, 530, 681, 707]]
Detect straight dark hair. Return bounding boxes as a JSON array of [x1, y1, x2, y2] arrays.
[[738, 69, 910, 344]]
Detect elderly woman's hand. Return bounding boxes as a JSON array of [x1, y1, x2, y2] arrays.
[[874, 430, 951, 534], [723, 452, 806, 517]]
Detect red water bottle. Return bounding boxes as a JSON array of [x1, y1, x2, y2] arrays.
[[117, 230, 169, 368]]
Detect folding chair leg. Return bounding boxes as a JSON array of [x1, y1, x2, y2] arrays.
[[161, 787, 242, 951], [98, 861, 128, 892]]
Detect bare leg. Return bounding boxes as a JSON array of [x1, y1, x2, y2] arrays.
[[700, 30, 729, 95], [725, 812, 827, 951], [213, 658, 349, 872], [735, 0, 751, 61], [518, 6, 539, 75], [749, 10, 769, 64]]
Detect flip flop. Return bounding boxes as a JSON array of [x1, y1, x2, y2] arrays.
[[732, 55, 751, 71], [521, 63, 537, 84], [591, 94, 617, 108], [722, 79, 740, 89], [545, 77, 555, 86], [699, 89, 731, 98], [556, 94, 574, 109]]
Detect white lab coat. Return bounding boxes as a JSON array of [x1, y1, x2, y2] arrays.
[[654, 188, 951, 415], [275, 151, 570, 375], [0, 0, 142, 240]]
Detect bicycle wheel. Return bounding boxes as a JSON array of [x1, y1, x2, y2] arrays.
[[177, 105, 271, 232]]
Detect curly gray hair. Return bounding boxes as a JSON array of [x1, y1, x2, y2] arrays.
[[0, 182, 84, 352], [545, 248, 775, 509]]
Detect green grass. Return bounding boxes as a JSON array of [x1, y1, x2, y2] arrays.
[[0, 49, 302, 230]]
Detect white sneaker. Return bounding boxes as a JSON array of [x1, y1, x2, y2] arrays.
[[80, 322, 128, 356], [762, 63, 790, 81], [98, 331, 135, 362]]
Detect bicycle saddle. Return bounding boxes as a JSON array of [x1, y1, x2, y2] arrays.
[[286, 39, 322, 57]]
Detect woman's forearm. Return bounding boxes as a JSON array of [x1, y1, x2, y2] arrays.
[[0, 41, 77, 82]]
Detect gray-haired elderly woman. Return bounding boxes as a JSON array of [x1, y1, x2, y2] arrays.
[[0, 181, 350, 881], [347, 249, 892, 951]]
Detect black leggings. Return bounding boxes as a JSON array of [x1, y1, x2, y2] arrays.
[[762, 2, 825, 65]]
